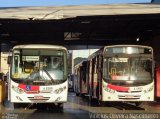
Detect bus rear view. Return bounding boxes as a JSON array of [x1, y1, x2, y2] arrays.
[[8, 44, 68, 109]]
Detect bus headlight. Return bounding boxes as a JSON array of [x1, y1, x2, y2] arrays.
[[54, 86, 66, 94], [143, 85, 154, 93], [12, 85, 24, 94]]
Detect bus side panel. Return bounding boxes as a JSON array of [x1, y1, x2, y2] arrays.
[[75, 67, 80, 95], [86, 61, 90, 95], [81, 62, 87, 95], [93, 57, 98, 99], [89, 60, 93, 97], [97, 55, 103, 101], [79, 66, 82, 95], [156, 67, 160, 98]]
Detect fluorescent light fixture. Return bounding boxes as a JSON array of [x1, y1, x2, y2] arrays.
[[136, 38, 140, 42]]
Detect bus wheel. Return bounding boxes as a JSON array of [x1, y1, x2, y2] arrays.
[[13, 103, 20, 108], [135, 102, 143, 107], [98, 101, 105, 107], [89, 90, 94, 103], [57, 103, 63, 110], [76, 93, 80, 96]]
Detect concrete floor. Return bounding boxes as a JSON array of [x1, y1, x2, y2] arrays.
[[1, 92, 160, 119]]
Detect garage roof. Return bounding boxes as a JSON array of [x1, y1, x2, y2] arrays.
[[0, 3, 160, 20], [1, 3, 160, 49]]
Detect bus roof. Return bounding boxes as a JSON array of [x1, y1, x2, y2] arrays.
[[74, 60, 87, 69], [88, 45, 153, 60], [12, 44, 67, 51], [104, 45, 153, 49]]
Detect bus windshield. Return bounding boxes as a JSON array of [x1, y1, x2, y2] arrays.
[[103, 46, 153, 85], [11, 49, 67, 85]]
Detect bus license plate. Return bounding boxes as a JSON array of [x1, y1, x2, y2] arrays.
[[125, 95, 134, 98], [34, 96, 43, 99]]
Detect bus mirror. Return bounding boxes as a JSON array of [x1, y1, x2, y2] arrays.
[[7, 56, 12, 64], [153, 60, 155, 69], [0, 73, 4, 81], [67, 53, 70, 60], [3, 75, 7, 82]]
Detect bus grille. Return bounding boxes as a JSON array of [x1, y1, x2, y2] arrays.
[[28, 97, 50, 102], [118, 95, 140, 100], [117, 91, 142, 93]]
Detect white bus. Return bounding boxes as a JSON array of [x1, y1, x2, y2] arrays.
[[8, 44, 68, 109], [80, 45, 154, 106]]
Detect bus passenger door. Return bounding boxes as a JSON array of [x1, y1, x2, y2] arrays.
[[97, 55, 103, 101], [156, 67, 160, 98], [93, 57, 98, 99]]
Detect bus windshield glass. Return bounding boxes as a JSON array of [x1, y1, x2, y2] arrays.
[[11, 49, 67, 85], [103, 46, 153, 84]]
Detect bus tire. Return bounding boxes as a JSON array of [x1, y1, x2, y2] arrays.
[[89, 89, 94, 103], [57, 103, 63, 111], [98, 101, 105, 107], [13, 103, 20, 108], [135, 102, 143, 107], [76, 93, 80, 96]]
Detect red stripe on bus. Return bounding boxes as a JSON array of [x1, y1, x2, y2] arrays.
[[18, 84, 39, 91], [94, 82, 97, 86], [107, 84, 129, 91]]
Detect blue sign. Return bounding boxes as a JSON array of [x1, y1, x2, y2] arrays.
[[26, 85, 31, 91]]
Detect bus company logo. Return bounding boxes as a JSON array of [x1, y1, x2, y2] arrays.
[[26, 85, 31, 91]]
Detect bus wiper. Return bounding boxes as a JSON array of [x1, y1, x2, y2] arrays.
[[42, 69, 55, 84]]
